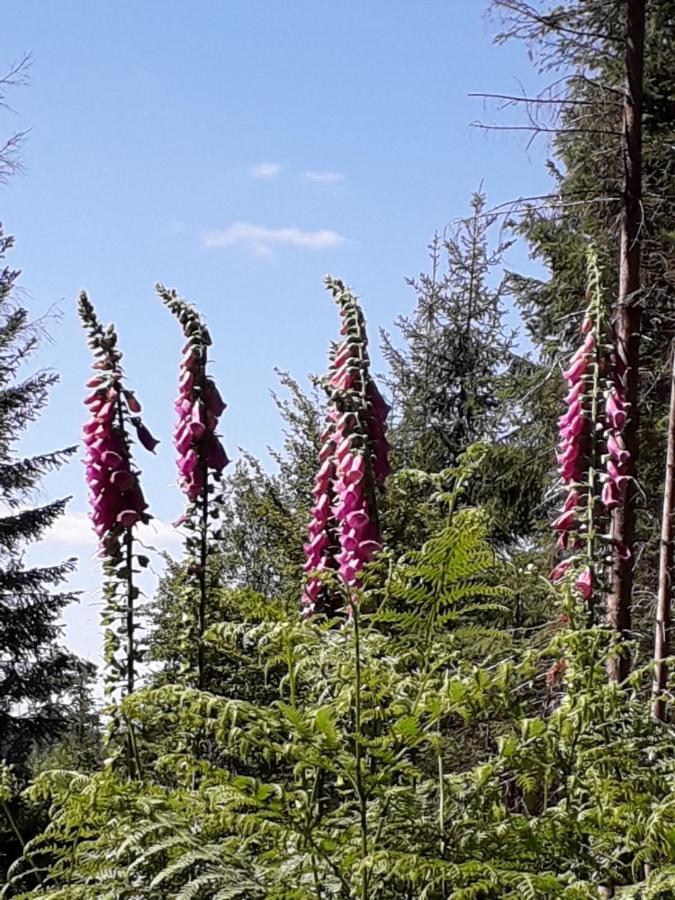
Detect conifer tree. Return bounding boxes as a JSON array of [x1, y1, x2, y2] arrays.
[[382, 191, 516, 473], [490, 0, 674, 662], [0, 225, 94, 869]]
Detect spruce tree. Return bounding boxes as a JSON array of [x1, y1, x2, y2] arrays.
[[0, 224, 93, 868], [382, 191, 516, 473], [380, 192, 549, 547]]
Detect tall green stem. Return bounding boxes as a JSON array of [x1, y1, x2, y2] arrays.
[[196, 345, 209, 689], [352, 603, 369, 900], [124, 527, 135, 697], [116, 391, 142, 778], [578, 252, 606, 633], [197, 459, 209, 689], [2, 800, 24, 848]]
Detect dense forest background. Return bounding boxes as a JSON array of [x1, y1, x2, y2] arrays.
[[1, 0, 675, 897]]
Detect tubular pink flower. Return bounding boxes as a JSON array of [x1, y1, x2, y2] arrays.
[[203, 433, 229, 472], [80, 302, 153, 553], [606, 390, 627, 430], [366, 381, 391, 484], [551, 283, 610, 605], [575, 567, 593, 601], [562, 489, 580, 512], [171, 333, 229, 502], [302, 424, 340, 615], [111, 469, 133, 491], [607, 459, 629, 489], [599, 367, 631, 576], [562, 355, 587, 385], [553, 509, 577, 533], [205, 378, 226, 417], [601, 478, 625, 510], [132, 418, 160, 453], [616, 542, 631, 561], [549, 560, 572, 582], [101, 450, 123, 470], [124, 390, 142, 414], [302, 278, 390, 615], [117, 509, 141, 528], [607, 433, 630, 466], [566, 380, 586, 404]]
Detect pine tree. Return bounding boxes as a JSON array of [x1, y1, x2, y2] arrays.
[[0, 225, 95, 870]]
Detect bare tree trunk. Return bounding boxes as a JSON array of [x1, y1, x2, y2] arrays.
[[608, 0, 646, 682], [652, 346, 675, 721]]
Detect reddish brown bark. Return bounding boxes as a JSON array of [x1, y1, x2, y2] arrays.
[[608, 0, 646, 682], [652, 347, 675, 720]]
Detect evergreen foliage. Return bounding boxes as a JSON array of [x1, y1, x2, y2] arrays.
[[383, 192, 516, 473], [0, 226, 94, 874], [382, 191, 548, 548], [491, 0, 675, 610]]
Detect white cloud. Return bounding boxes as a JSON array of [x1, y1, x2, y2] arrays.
[[203, 222, 345, 255], [41, 511, 183, 554], [304, 171, 345, 184], [250, 162, 281, 179], [43, 511, 96, 547]]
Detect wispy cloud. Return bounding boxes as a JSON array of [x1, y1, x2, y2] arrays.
[[304, 171, 345, 184], [203, 222, 345, 255], [250, 162, 281, 179]]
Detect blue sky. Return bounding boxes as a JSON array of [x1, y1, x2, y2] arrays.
[[3, 1, 552, 668]]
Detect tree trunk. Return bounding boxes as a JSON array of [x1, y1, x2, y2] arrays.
[[608, 0, 646, 682], [652, 346, 675, 721]]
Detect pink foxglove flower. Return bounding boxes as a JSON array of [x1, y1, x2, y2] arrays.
[[132, 418, 160, 453], [302, 423, 340, 615], [159, 285, 231, 689], [549, 560, 572, 583], [165, 312, 229, 504], [551, 283, 605, 605], [602, 366, 631, 562], [302, 278, 390, 615], [78, 291, 156, 706], [575, 567, 593, 601], [79, 294, 153, 550], [552, 255, 633, 608]]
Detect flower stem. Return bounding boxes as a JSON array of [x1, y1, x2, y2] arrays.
[[124, 527, 135, 697], [352, 602, 369, 900], [197, 461, 209, 689], [2, 800, 24, 848]]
